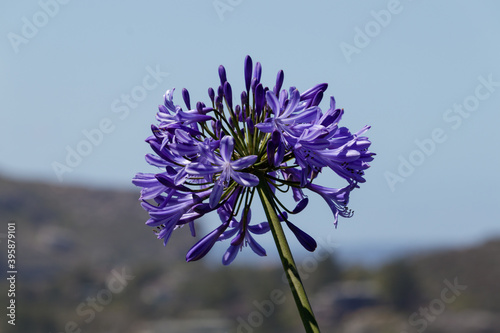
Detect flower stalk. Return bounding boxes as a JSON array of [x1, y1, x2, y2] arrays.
[[257, 181, 320, 333]]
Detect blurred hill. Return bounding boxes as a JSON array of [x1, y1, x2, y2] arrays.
[[0, 175, 499, 333]]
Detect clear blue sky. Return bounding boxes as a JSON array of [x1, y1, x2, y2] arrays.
[[2, 0, 499, 264]]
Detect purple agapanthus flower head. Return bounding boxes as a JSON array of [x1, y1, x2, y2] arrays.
[[133, 55, 375, 264]]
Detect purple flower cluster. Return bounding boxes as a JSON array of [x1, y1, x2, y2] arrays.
[[133, 56, 374, 265]]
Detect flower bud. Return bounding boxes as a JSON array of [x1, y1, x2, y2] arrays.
[[244, 55, 253, 92], [218, 65, 227, 85], [182, 88, 191, 110]]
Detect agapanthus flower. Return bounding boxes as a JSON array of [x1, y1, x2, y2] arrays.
[[133, 55, 375, 265]]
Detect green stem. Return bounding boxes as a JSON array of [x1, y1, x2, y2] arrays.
[[257, 182, 321, 333]]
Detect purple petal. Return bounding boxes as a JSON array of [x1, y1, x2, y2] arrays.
[[265, 90, 280, 116], [209, 181, 224, 208], [230, 170, 260, 187], [310, 90, 324, 107], [222, 245, 239, 265], [176, 110, 213, 124], [220, 136, 234, 163], [330, 95, 336, 111], [189, 221, 196, 237], [307, 183, 355, 226], [192, 203, 212, 215], [147, 203, 186, 220], [178, 212, 203, 225], [219, 225, 239, 240], [300, 83, 328, 101], [145, 153, 170, 167], [292, 187, 305, 202], [158, 104, 170, 115], [255, 121, 274, 133], [279, 89, 288, 107], [246, 233, 267, 257], [284, 107, 319, 124], [185, 162, 222, 175], [173, 168, 188, 186], [355, 125, 371, 136], [132, 173, 168, 199], [298, 139, 330, 151], [323, 148, 361, 162], [163, 89, 176, 112], [320, 103, 343, 127], [248, 222, 270, 235], [230, 155, 258, 170], [158, 227, 174, 246], [155, 174, 190, 192], [132, 172, 158, 187], [274, 143, 285, 167], [281, 89, 300, 118]]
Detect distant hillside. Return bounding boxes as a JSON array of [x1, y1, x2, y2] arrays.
[[0, 175, 194, 271], [0, 175, 499, 333], [412, 238, 500, 312]]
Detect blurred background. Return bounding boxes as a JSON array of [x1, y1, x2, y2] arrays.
[[1, 1, 499, 332]]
